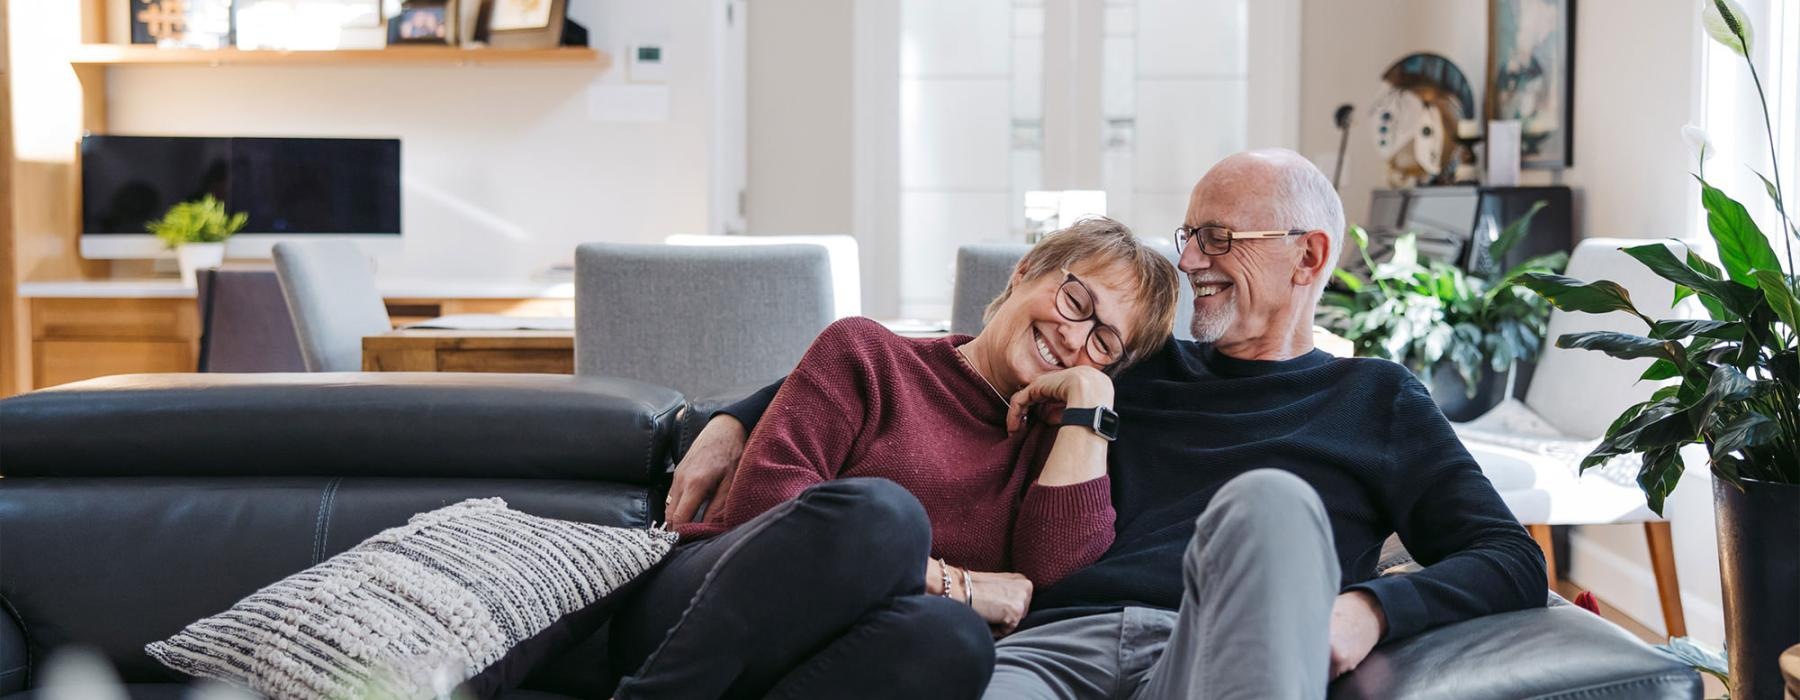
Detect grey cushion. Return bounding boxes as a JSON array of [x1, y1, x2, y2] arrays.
[[146, 498, 676, 699], [574, 243, 833, 397], [272, 241, 392, 372]]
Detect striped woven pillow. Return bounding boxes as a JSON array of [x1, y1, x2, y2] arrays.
[[146, 498, 676, 699]]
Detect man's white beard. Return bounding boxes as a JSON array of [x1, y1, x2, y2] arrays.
[[1189, 304, 1233, 343]]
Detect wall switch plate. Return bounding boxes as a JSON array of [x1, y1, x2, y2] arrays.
[[628, 44, 668, 83]]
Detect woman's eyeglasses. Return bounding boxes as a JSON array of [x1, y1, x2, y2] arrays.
[[1054, 271, 1128, 368]]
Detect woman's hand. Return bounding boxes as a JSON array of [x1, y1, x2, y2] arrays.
[[1005, 367, 1115, 432], [966, 571, 1034, 637]]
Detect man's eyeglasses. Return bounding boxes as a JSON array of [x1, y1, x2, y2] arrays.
[[1054, 271, 1128, 368], [1174, 226, 1310, 256]]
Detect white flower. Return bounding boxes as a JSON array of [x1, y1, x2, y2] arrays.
[[1681, 124, 1715, 166], [1702, 0, 1754, 57]]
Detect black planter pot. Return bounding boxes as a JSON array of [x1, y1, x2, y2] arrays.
[[1426, 363, 1510, 422], [1714, 476, 1800, 699]]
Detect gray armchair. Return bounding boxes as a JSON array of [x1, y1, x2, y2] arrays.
[[950, 240, 1194, 340], [271, 241, 391, 372], [574, 243, 834, 397]]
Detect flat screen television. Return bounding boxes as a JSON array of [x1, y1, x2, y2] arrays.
[[80, 135, 401, 258]]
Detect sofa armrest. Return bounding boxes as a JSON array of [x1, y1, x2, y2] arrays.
[[0, 373, 684, 485], [1330, 605, 1699, 699], [0, 597, 26, 696], [673, 380, 775, 463]]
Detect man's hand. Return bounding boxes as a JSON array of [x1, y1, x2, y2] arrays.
[[1329, 590, 1387, 679], [665, 415, 747, 526], [1004, 366, 1115, 432]]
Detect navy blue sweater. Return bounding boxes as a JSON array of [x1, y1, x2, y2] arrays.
[[720, 339, 1547, 642]]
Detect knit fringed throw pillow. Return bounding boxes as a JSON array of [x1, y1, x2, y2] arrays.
[[146, 498, 676, 699]]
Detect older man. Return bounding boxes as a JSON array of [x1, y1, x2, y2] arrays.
[[667, 148, 1545, 699]]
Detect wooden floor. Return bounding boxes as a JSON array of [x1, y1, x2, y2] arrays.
[[1553, 580, 1726, 698]]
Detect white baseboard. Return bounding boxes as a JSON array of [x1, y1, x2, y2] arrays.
[[1568, 531, 1726, 646]]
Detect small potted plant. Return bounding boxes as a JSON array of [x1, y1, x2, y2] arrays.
[[1317, 203, 1563, 420], [148, 195, 247, 286]]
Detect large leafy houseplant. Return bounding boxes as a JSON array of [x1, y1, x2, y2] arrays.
[[1516, 5, 1798, 514], [1516, 2, 1797, 695], [1319, 203, 1563, 407]]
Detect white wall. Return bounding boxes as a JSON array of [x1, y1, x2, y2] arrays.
[[101, 0, 730, 279], [1300, 0, 1721, 645]]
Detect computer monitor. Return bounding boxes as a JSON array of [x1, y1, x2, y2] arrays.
[[1400, 187, 1480, 265], [80, 135, 402, 259]]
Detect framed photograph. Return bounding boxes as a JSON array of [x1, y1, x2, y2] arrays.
[[489, 0, 553, 31], [131, 0, 234, 48], [1486, 0, 1576, 169], [478, 0, 565, 49], [388, 0, 457, 45]]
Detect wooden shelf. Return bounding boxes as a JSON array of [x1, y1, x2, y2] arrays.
[[67, 45, 609, 68]]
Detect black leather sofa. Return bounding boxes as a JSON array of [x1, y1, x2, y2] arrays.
[[0, 373, 1701, 699]]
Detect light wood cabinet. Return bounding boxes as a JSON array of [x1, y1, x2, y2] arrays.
[[29, 298, 198, 388], [24, 295, 569, 390]]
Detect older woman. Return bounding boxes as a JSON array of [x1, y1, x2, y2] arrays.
[[608, 218, 1179, 700]]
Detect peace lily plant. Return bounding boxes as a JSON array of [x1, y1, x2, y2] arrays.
[[1515, 2, 1797, 695]]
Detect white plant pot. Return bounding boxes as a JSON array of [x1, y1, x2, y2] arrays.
[[177, 242, 226, 287]]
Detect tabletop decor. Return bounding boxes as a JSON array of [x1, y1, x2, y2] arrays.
[[147, 195, 247, 287]]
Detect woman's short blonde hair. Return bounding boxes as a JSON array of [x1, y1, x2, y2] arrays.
[[983, 217, 1180, 371]]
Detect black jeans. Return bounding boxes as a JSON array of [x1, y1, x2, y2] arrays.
[[609, 478, 995, 699]]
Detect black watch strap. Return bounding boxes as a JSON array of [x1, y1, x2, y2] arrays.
[[1058, 406, 1119, 441]]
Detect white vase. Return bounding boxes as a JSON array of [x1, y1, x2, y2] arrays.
[[176, 242, 227, 287]]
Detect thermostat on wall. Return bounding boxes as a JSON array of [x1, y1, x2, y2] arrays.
[[628, 44, 667, 83]]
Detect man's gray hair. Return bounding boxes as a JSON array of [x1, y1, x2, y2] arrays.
[[1261, 150, 1346, 302]]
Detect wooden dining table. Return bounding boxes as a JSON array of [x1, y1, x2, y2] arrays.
[[362, 328, 576, 374]]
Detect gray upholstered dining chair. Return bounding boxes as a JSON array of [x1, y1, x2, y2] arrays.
[[950, 240, 1194, 340], [195, 268, 306, 372], [271, 241, 392, 372], [574, 242, 834, 396]]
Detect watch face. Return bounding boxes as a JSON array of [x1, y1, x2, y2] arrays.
[[1097, 408, 1120, 438]]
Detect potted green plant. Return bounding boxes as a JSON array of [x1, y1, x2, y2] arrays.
[[148, 195, 248, 286], [1517, 3, 1797, 695], [1318, 204, 1564, 420]]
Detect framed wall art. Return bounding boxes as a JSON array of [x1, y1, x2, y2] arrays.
[[1486, 0, 1576, 169]]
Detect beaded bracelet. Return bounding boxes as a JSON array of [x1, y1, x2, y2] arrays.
[[937, 557, 953, 599]]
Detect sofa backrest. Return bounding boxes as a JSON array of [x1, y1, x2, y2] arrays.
[[1, 372, 682, 483], [0, 373, 685, 690]]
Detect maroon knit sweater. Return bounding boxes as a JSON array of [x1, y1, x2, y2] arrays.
[[678, 317, 1115, 586]]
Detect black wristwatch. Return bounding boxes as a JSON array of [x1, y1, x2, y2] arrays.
[[1058, 406, 1120, 441]]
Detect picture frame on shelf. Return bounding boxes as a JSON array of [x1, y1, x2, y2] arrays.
[[236, 0, 384, 50], [1485, 0, 1576, 169], [477, 0, 566, 49], [131, 0, 234, 48], [388, 0, 458, 46]]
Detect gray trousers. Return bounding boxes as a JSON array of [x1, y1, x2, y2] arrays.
[[986, 469, 1341, 700]]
